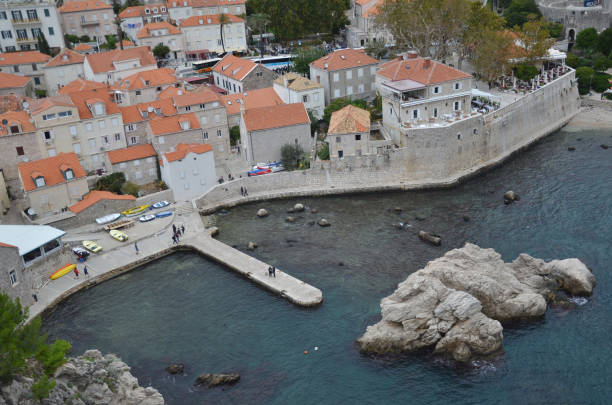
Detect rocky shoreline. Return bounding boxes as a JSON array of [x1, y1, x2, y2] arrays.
[[357, 243, 596, 362], [0, 350, 164, 405]]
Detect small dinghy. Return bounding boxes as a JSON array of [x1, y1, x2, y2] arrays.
[[96, 213, 121, 225]]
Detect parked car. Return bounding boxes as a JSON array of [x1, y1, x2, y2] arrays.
[[82, 240, 102, 253], [72, 247, 90, 260], [109, 230, 128, 242]]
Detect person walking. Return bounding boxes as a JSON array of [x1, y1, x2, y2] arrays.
[[268, 266, 272, 277], [240, 186, 244, 196], [172, 234, 178, 245], [83, 266, 89, 276], [181, 225, 185, 235], [272, 266, 276, 278], [73, 267, 79, 278], [172, 224, 177, 235], [134, 242, 139, 255]]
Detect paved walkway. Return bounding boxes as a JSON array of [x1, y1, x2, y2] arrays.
[[28, 212, 322, 321]]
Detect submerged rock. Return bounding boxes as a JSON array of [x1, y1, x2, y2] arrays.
[[165, 363, 184, 374], [247, 241, 258, 250], [294, 203, 305, 212], [601, 144, 609, 150], [194, 373, 240, 388], [286, 216, 296, 223], [357, 243, 595, 362], [311, 208, 318, 214], [503, 190, 520, 204], [318, 218, 330, 227], [418, 231, 441, 246], [256, 209, 268, 218], [568, 146, 576, 151]]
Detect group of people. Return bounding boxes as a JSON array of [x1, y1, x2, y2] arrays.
[[73, 265, 89, 278], [172, 224, 186, 244], [268, 266, 277, 278], [240, 186, 249, 197]]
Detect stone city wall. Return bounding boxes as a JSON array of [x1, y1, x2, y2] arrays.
[[196, 71, 579, 212]]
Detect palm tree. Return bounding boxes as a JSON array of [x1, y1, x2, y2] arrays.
[[219, 13, 229, 54]]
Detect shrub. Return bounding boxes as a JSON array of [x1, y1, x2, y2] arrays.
[[575, 66, 595, 95], [598, 28, 612, 56], [280, 143, 304, 171], [37, 340, 71, 375], [576, 28, 598, 52], [34, 89, 47, 98], [566, 53, 580, 68], [153, 43, 170, 59], [79, 35, 91, 43], [605, 92, 612, 100], [31, 374, 56, 400], [65, 34, 79, 45], [591, 73, 611, 93], [317, 142, 329, 160], [593, 56, 609, 71], [95, 172, 126, 194], [122, 181, 140, 197], [515, 63, 538, 81], [229, 125, 240, 146]]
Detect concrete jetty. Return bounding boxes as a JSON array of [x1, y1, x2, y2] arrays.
[[28, 212, 322, 322]]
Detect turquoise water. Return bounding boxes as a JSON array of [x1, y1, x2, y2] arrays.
[[43, 127, 612, 404]]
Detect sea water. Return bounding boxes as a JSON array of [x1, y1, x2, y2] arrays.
[[44, 127, 612, 404]]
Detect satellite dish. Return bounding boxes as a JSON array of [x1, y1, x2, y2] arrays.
[[22, 101, 29, 109], [147, 105, 154, 112], [1, 119, 7, 125]]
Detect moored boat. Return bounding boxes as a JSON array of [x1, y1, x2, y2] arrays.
[[95, 213, 121, 225]]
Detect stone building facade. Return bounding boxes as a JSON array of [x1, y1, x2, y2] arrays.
[[136, 21, 186, 61], [273, 73, 325, 119], [58, 0, 115, 41], [0, 51, 50, 93], [212, 54, 276, 94], [43, 49, 85, 96], [327, 104, 371, 159], [180, 14, 246, 56], [0, 0, 65, 53], [147, 112, 204, 155], [105, 143, 158, 185]]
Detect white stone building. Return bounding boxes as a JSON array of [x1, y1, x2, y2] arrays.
[[43, 49, 85, 96], [273, 72, 325, 119], [58, 0, 115, 41], [0, 51, 50, 93], [119, 3, 169, 43], [346, 0, 393, 48], [83, 46, 158, 83], [136, 21, 185, 62], [0, 0, 65, 53], [327, 104, 371, 159], [160, 143, 216, 201], [179, 14, 246, 57], [212, 54, 276, 94]]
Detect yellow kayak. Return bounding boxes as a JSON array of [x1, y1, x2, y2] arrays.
[[50, 264, 76, 280]]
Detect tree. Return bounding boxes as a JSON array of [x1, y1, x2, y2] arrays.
[[229, 125, 240, 146], [280, 143, 305, 171], [458, 1, 506, 69], [597, 28, 612, 56], [79, 35, 91, 43], [472, 30, 514, 86], [503, 0, 541, 28], [95, 172, 126, 194], [307, 109, 320, 136], [100, 34, 117, 50], [248, 12, 271, 56], [515, 63, 538, 81], [292, 47, 326, 76], [591, 72, 611, 92], [317, 142, 329, 160], [153, 43, 170, 60], [365, 39, 387, 59], [31, 374, 56, 400], [323, 98, 367, 123], [593, 55, 608, 71], [575, 28, 598, 52], [219, 13, 229, 54], [575, 66, 594, 95], [37, 33, 51, 56], [122, 181, 139, 197], [546, 21, 563, 39], [517, 17, 554, 63]]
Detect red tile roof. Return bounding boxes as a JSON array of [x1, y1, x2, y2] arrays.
[[328, 105, 370, 135], [172, 87, 219, 107], [18, 153, 86, 192], [69, 190, 136, 213], [180, 13, 243, 28], [85, 47, 156, 74], [119, 98, 177, 124], [243, 103, 309, 132], [0, 111, 35, 136], [58, 78, 107, 95], [74, 43, 93, 51], [120, 40, 136, 48], [362, 0, 384, 17], [44, 49, 85, 68], [137, 21, 181, 38], [377, 56, 471, 84], [28, 95, 75, 115], [59, 0, 112, 12], [0, 72, 30, 89], [220, 87, 283, 116], [310, 48, 378, 71], [112, 68, 178, 91], [119, 4, 168, 19], [0, 95, 25, 114], [107, 143, 157, 164], [0, 242, 17, 248], [158, 86, 186, 99], [164, 143, 212, 163], [212, 54, 258, 81], [148, 112, 200, 135], [68, 89, 120, 119], [0, 51, 50, 66]]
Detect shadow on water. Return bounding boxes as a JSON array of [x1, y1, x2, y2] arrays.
[[43, 128, 612, 405]]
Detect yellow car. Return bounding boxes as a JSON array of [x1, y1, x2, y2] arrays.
[[82, 240, 102, 253], [121, 205, 150, 216], [109, 230, 128, 242]]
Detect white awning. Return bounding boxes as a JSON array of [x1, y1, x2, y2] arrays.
[[471, 89, 502, 102], [0, 225, 65, 255]]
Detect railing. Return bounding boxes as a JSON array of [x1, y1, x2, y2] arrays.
[[16, 37, 36, 43], [80, 20, 100, 26], [11, 17, 41, 24]]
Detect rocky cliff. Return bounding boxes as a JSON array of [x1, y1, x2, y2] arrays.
[[357, 243, 596, 362], [0, 350, 164, 405]]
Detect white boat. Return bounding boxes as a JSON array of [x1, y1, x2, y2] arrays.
[[96, 213, 121, 225], [139, 214, 156, 222]]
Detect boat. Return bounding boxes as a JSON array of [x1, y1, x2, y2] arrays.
[[121, 205, 150, 216], [155, 211, 172, 218], [50, 264, 76, 280], [95, 213, 121, 225], [139, 214, 156, 222], [83, 240, 102, 253], [103, 219, 135, 231], [109, 229, 128, 241], [152, 200, 170, 209], [248, 167, 271, 177]]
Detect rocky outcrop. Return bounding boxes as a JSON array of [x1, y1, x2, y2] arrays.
[[256, 209, 268, 218], [0, 350, 164, 405], [247, 241, 258, 250], [194, 373, 240, 388], [357, 243, 595, 362], [503, 190, 520, 204], [293, 203, 305, 212], [318, 218, 330, 227], [418, 231, 441, 246], [165, 363, 184, 375]]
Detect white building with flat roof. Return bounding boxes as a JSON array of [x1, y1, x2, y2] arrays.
[[160, 143, 216, 201]]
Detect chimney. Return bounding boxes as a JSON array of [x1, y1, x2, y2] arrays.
[[240, 99, 245, 117], [423, 57, 431, 68]]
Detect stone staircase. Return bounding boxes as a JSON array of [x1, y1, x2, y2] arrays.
[[174, 201, 195, 216]]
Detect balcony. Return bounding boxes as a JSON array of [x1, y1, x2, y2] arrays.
[[11, 17, 41, 25], [16, 37, 37, 43], [80, 20, 100, 26]]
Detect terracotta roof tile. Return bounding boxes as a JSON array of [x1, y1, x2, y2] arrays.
[[18, 153, 86, 192], [0, 72, 30, 89], [112, 68, 178, 91], [119, 98, 177, 124], [212, 54, 258, 81], [85, 47, 156, 74], [121, 40, 136, 48], [0, 242, 17, 248], [243, 103, 309, 132], [44, 49, 85, 68], [164, 143, 212, 163], [148, 112, 200, 135], [180, 13, 243, 28], [172, 87, 219, 107], [310, 48, 378, 71], [28, 95, 75, 115], [68, 89, 120, 119], [59, 0, 112, 12], [274, 72, 322, 91], [220, 87, 283, 116], [362, 0, 384, 17], [377, 56, 471, 84], [58, 78, 107, 95], [0, 51, 50, 66], [0, 95, 25, 114], [119, 4, 168, 18], [137, 21, 181, 38], [0, 111, 35, 136], [74, 43, 93, 51], [107, 143, 157, 164], [158, 86, 185, 99], [328, 105, 370, 135], [69, 190, 136, 213]]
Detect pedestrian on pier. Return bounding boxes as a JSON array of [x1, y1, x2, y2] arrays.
[[268, 266, 272, 277], [74, 267, 79, 278], [83, 266, 89, 276], [181, 225, 185, 235], [172, 224, 177, 234], [134, 242, 139, 254], [240, 186, 244, 196], [244, 187, 248, 196], [172, 234, 178, 245], [272, 266, 276, 278]]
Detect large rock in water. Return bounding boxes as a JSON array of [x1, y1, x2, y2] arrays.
[[194, 373, 240, 388], [357, 243, 595, 362]]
